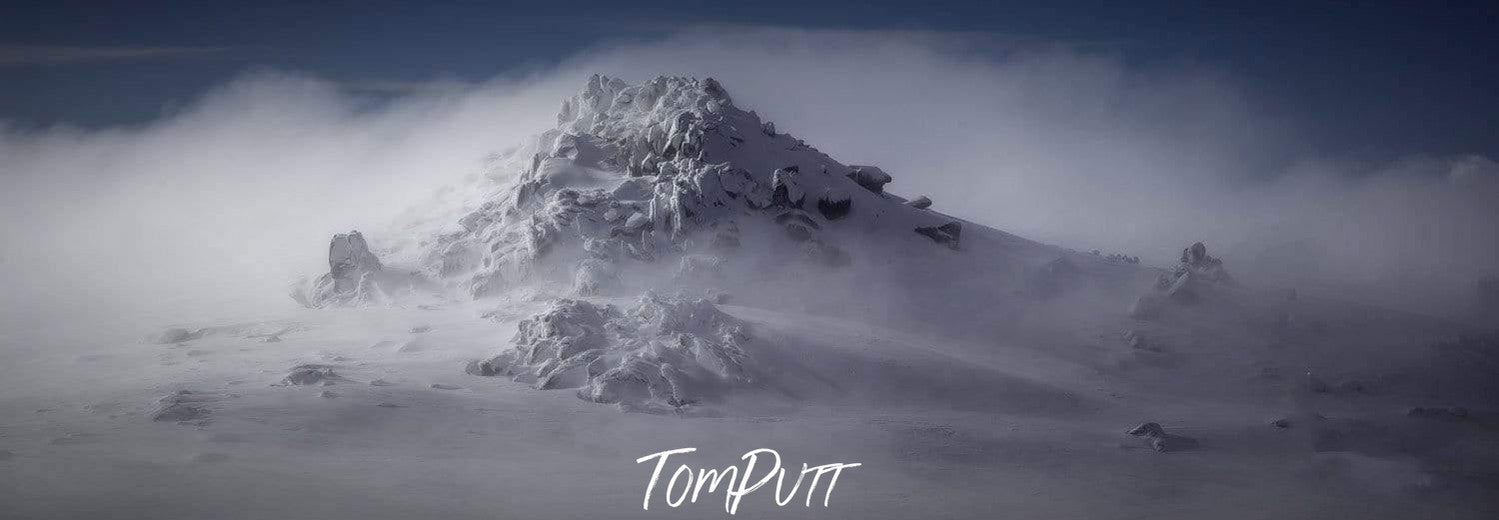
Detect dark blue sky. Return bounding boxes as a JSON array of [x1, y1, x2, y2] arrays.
[[3, 0, 1496, 159]]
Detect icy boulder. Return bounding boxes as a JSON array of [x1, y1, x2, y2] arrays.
[[1127, 242, 1236, 318], [915, 222, 962, 250], [1126, 421, 1199, 453], [1170, 242, 1232, 285], [1141, 241, 1234, 305], [291, 231, 431, 308], [468, 293, 754, 410], [846, 165, 893, 193], [329, 231, 382, 290]]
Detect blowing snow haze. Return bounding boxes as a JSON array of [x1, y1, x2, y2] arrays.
[[1, 27, 1497, 326], [2, 7, 1499, 520]]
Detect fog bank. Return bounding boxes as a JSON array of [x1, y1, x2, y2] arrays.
[[2, 27, 1495, 329]]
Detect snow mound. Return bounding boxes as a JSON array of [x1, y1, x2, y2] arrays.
[[468, 292, 754, 410]]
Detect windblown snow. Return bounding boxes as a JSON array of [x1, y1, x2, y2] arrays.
[[3, 76, 1497, 519]]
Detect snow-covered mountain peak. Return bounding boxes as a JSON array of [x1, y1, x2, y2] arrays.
[[295, 75, 965, 307], [554, 75, 735, 141]]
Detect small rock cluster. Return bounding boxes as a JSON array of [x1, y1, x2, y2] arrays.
[[467, 293, 754, 410], [1130, 241, 1233, 319], [149, 390, 218, 424], [280, 364, 345, 386]]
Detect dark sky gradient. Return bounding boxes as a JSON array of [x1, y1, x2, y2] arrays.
[[3, 0, 1496, 160]]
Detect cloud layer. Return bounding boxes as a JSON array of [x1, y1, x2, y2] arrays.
[[1, 27, 1495, 328], [0, 44, 236, 66]]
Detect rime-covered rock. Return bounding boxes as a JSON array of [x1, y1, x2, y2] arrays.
[[846, 165, 893, 193], [1174, 241, 1232, 284], [1127, 241, 1233, 316], [1126, 421, 1197, 453], [281, 364, 344, 386], [816, 188, 853, 220], [469, 293, 753, 409], [770, 166, 806, 208], [907, 195, 932, 209], [291, 230, 431, 307], [328, 231, 382, 289], [915, 222, 962, 250], [297, 76, 956, 307]]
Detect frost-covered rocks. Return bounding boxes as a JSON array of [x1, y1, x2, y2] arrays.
[[291, 230, 430, 307], [468, 293, 754, 410], [846, 166, 893, 193], [280, 364, 344, 386], [292, 75, 958, 307], [1156, 241, 1232, 302], [1126, 422, 1198, 453], [1166, 242, 1232, 288], [1129, 241, 1233, 317], [906, 195, 932, 209], [914, 222, 962, 250], [330, 231, 383, 288]]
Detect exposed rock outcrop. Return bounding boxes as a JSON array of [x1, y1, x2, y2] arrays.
[[1126, 421, 1198, 453], [291, 230, 433, 307], [846, 165, 893, 194], [467, 293, 753, 410], [280, 364, 345, 386], [293, 76, 962, 311], [915, 222, 962, 250], [1129, 241, 1233, 318]]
